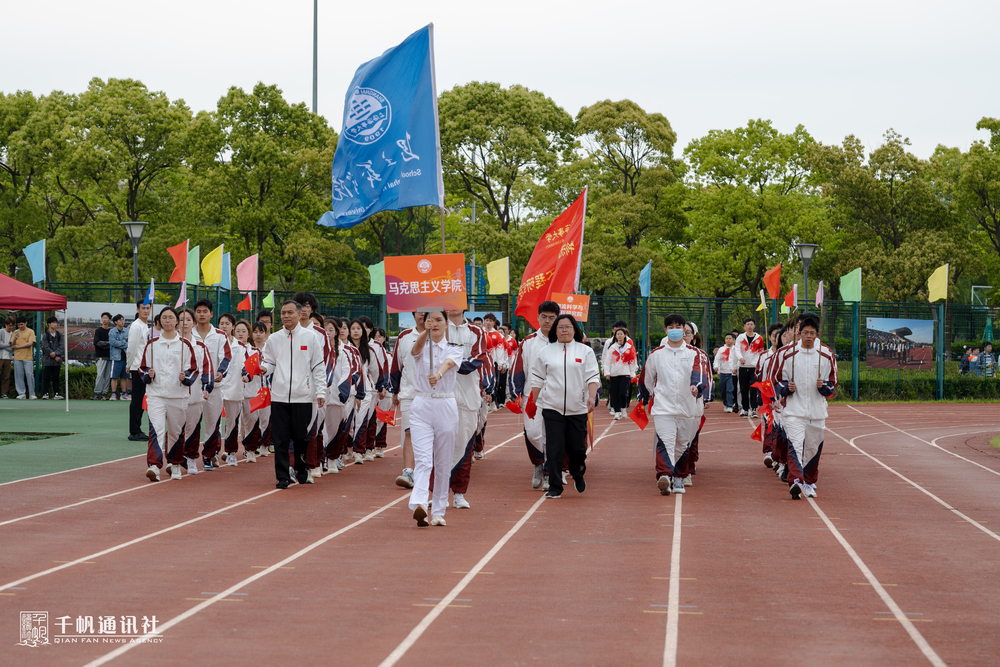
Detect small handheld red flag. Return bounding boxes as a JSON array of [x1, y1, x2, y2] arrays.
[[375, 405, 396, 426], [244, 352, 261, 377], [505, 399, 522, 414], [629, 401, 649, 430], [525, 392, 538, 419], [751, 421, 763, 441], [249, 387, 271, 413], [237, 294, 252, 311], [142, 394, 148, 411], [763, 264, 781, 300]]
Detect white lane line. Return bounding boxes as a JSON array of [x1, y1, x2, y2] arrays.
[[589, 419, 618, 452], [0, 489, 279, 592], [0, 483, 157, 528], [485, 433, 524, 455], [662, 493, 683, 667], [0, 454, 144, 487], [83, 492, 410, 667], [826, 427, 1000, 544], [808, 497, 947, 667], [377, 494, 548, 667], [846, 405, 1000, 477]]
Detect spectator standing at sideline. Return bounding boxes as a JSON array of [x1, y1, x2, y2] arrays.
[[976, 342, 996, 378], [12, 316, 37, 399], [91, 312, 113, 400], [0, 316, 14, 398], [126, 301, 152, 440], [109, 314, 131, 400], [40, 315, 65, 400]]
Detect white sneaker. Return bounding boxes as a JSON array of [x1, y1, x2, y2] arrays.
[[309, 466, 323, 479], [657, 476, 672, 496], [395, 469, 414, 488], [542, 476, 550, 491], [363, 450, 374, 462], [324, 460, 339, 474], [672, 477, 686, 494], [226, 453, 237, 467], [28, 395, 36, 400], [453, 493, 470, 509], [683, 474, 693, 487], [750, 410, 758, 419], [739, 409, 747, 417], [289, 466, 297, 481], [723, 406, 732, 413], [186, 458, 201, 475], [430, 515, 447, 526], [374, 447, 384, 458], [608, 407, 615, 415], [531, 464, 544, 489], [763, 453, 773, 468], [170, 464, 182, 480], [473, 450, 484, 460], [334, 457, 344, 471], [805, 483, 817, 498], [353, 452, 364, 465], [561, 471, 569, 485], [246, 450, 257, 463], [54, 394, 63, 400], [146, 466, 160, 482], [614, 412, 622, 420], [413, 504, 429, 527], [303, 470, 314, 484], [789, 479, 803, 500]]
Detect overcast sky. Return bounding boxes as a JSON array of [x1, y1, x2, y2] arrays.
[[6, 0, 997, 160]]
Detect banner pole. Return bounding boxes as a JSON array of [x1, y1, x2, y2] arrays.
[[439, 207, 446, 254], [851, 301, 859, 401]]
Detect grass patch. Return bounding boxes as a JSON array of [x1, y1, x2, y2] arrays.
[[990, 436, 1000, 450], [0, 432, 75, 446]]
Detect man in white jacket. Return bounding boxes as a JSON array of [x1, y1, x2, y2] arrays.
[[712, 332, 737, 412], [126, 301, 152, 441], [638, 314, 711, 496], [261, 301, 327, 489], [769, 313, 836, 500], [735, 317, 764, 418]]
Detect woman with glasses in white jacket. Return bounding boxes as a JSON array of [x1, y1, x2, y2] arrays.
[[529, 315, 600, 499], [602, 327, 637, 420]]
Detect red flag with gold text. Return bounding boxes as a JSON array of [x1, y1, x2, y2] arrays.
[[514, 188, 587, 329]]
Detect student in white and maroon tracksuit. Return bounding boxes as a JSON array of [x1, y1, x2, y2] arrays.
[[260, 300, 327, 489], [192, 299, 232, 470], [508, 300, 561, 489], [444, 311, 489, 509], [735, 317, 765, 417], [497, 327, 518, 407], [601, 320, 631, 414], [482, 313, 506, 410], [292, 293, 330, 479], [755, 323, 783, 470], [602, 328, 638, 420], [336, 319, 366, 469], [179, 309, 213, 475], [407, 311, 464, 527], [254, 312, 274, 456], [358, 317, 391, 458], [713, 332, 738, 413], [320, 317, 353, 475], [349, 320, 378, 463], [390, 313, 425, 488], [638, 313, 711, 496], [769, 313, 836, 500], [219, 313, 248, 467], [240, 322, 266, 462], [766, 322, 798, 483], [140, 307, 199, 482], [473, 352, 495, 460], [528, 315, 600, 499]]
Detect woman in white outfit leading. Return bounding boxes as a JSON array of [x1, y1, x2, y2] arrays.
[[408, 311, 464, 527]]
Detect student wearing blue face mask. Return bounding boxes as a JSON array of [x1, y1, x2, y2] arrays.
[[637, 314, 712, 496]]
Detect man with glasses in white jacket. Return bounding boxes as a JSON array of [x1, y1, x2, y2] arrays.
[[261, 301, 327, 489]]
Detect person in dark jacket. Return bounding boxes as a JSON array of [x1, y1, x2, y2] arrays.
[[92, 312, 113, 399], [40, 315, 65, 400]]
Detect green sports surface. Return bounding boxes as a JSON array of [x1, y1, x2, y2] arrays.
[[0, 400, 144, 483]]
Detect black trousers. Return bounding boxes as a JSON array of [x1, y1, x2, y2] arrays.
[[129, 370, 147, 435], [738, 366, 759, 411], [542, 409, 587, 494], [608, 375, 631, 412], [41, 366, 60, 396], [495, 371, 508, 406], [271, 401, 313, 484]]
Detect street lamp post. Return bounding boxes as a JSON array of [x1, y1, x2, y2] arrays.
[[796, 243, 819, 310], [121, 221, 149, 301]]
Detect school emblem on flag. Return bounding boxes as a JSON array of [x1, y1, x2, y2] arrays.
[[345, 88, 392, 144]]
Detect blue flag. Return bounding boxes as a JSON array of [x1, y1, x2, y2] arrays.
[[23, 239, 46, 283], [143, 278, 155, 306], [639, 260, 652, 298], [318, 24, 444, 229]]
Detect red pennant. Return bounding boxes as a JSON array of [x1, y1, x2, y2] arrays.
[[525, 393, 538, 419], [237, 294, 252, 311], [505, 399, 522, 414], [249, 387, 271, 413], [630, 376, 639, 384], [629, 402, 649, 430], [375, 405, 396, 426], [244, 352, 261, 377], [763, 264, 781, 300]]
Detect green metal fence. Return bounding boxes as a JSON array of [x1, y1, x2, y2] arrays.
[[8, 284, 996, 403]]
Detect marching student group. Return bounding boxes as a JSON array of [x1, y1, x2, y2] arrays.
[[133, 294, 837, 528]]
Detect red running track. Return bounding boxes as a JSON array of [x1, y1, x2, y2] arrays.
[[0, 404, 997, 666]]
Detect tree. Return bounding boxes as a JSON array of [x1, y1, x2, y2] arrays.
[[575, 100, 686, 295], [438, 82, 574, 231], [955, 118, 1000, 263], [683, 120, 830, 301], [0, 90, 48, 276]]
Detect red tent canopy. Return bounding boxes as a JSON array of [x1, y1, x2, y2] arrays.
[[0, 272, 67, 310]]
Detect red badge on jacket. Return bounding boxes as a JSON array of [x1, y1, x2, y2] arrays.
[[300, 345, 308, 351]]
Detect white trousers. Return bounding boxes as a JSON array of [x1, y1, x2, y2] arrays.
[[352, 390, 374, 443], [653, 415, 700, 469], [223, 398, 242, 452], [147, 395, 188, 468], [523, 396, 546, 458], [409, 395, 458, 515]]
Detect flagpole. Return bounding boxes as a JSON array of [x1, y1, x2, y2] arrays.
[[440, 207, 446, 253]]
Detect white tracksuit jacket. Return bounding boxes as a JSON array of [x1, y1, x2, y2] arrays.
[[261, 324, 327, 404]]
